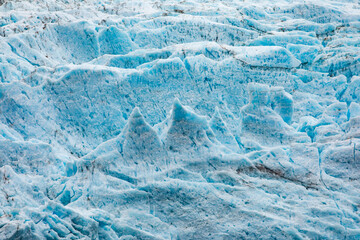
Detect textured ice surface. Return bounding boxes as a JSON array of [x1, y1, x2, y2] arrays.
[[1, 0, 360, 239]]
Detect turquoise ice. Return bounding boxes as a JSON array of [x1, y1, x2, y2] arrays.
[[1, 0, 360, 239]]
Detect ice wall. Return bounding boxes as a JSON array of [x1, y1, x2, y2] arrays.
[[1, 0, 360, 239]]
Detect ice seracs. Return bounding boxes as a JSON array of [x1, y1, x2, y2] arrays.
[[270, 86, 293, 124], [162, 98, 217, 154], [99, 26, 137, 56], [122, 107, 165, 169], [240, 83, 310, 146], [80, 106, 166, 178], [1, 0, 360, 239]]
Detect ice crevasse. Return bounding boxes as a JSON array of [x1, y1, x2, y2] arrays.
[[1, 0, 360, 239]]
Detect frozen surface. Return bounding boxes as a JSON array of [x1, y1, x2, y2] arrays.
[[1, 0, 360, 239]]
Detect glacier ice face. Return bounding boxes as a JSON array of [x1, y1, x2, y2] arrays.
[[1, 0, 360, 239]]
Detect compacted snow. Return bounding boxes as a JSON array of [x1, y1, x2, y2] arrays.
[[1, 0, 360, 239]]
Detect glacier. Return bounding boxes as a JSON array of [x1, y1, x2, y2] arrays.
[[0, 0, 360, 239]]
